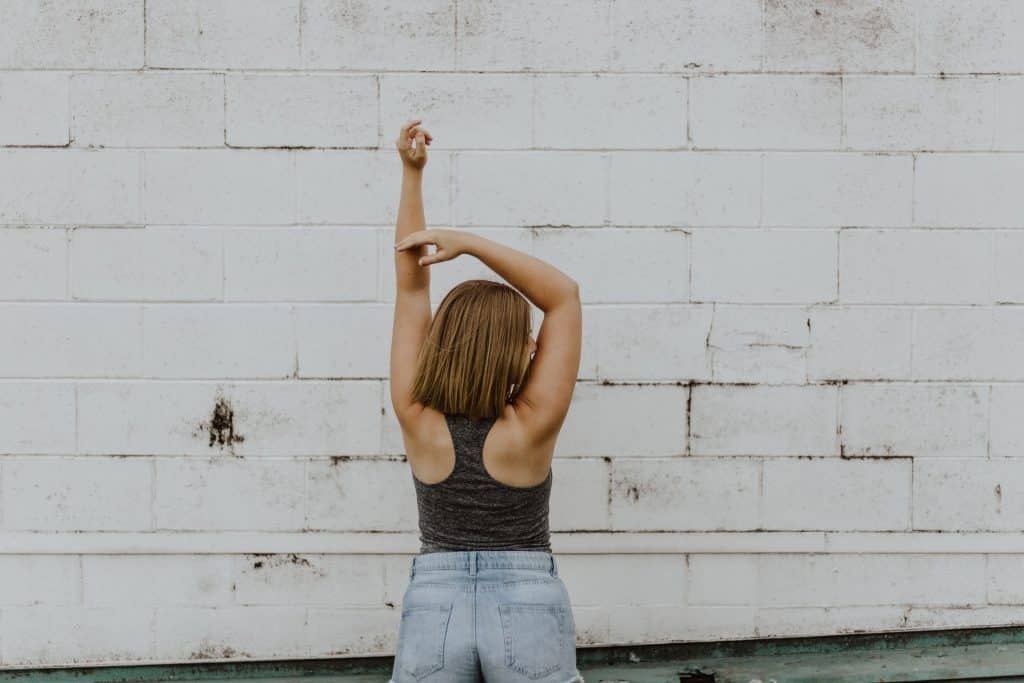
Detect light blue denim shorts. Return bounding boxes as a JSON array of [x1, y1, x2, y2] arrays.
[[389, 549, 584, 683]]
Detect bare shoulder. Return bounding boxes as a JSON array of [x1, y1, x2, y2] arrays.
[[399, 402, 548, 448], [396, 402, 447, 453], [395, 404, 455, 484], [396, 402, 561, 480], [491, 402, 558, 473]]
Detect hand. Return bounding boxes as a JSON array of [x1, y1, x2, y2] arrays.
[[396, 119, 432, 170], [394, 228, 467, 267]]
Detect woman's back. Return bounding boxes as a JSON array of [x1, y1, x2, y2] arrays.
[[409, 408, 553, 554]]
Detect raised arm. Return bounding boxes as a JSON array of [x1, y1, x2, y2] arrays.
[[393, 119, 432, 293], [390, 120, 434, 423], [461, 233, 579, 314], [461, 232, 582, 446]]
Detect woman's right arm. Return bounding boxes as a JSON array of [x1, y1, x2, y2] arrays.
[[463, 232, 582, 446], [461, 232, 578, 312]]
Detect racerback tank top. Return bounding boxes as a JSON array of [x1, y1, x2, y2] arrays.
[[412, 411, 552, 554]]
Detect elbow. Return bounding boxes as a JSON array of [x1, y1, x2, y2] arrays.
[[562, 279, 581, 305]]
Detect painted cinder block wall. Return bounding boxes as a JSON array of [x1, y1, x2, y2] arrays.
[[2, 0, 1024, 668]]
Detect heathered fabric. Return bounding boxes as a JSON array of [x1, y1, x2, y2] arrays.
[[412, 412, 552, 554]]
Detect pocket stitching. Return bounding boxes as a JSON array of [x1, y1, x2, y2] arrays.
[[397, 603, 454, 680], [499, 602, 566, 679], [500, 577, 559, 587]]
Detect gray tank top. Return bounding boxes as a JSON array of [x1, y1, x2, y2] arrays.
[[412, 412, 552, 554]]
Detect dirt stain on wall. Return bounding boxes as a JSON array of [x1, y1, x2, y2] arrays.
[[193, 392, 246, 455]]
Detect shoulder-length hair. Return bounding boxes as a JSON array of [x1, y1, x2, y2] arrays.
[[409, 279, 533, 421]]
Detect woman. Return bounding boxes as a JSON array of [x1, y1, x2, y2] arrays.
[[388, 118, 584, 683]]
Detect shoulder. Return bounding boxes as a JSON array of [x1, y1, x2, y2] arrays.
[[395, 402, 448, 452], [396, 403, 544, 456], [489, 404, 556, 474]]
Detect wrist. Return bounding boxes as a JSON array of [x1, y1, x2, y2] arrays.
[[460, 231, 484, 256], [401, 164, 423, 178]]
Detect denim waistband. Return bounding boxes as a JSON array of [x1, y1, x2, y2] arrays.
[[411, 549, 557, 577]]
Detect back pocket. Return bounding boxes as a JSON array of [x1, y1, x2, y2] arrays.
[[396, 603, 454, 681], [498, 602, 567, 679]]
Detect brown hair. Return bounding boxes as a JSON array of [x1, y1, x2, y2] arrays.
[[409, 279, 533, 421]]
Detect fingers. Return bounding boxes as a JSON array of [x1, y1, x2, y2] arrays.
[[413, 129, 431, 154], [400, 119, 422, 138], [418, 250, 445, 266], [394, 229, 434, 251], [396, 119, 421, 149], [402, 120, 432, 142], [394, 231, 447, 267], [399, 121, 431, 141]]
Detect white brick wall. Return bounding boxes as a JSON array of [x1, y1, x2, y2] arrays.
[[3, 0, 1024, 669]]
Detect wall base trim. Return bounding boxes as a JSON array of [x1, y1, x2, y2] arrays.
[[2, 531, 1023, 554]]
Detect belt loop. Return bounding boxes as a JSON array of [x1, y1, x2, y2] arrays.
[[409, 556, 416, 580], [468, 550, 477, 577], [550, 555, 558, 577]]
